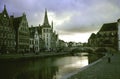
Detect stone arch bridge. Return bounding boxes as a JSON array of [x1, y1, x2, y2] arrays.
[[69, 46, 116, 53]]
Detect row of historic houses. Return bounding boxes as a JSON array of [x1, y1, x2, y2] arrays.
[[88, 19, 120, 51], [0, 5, 59, 54]]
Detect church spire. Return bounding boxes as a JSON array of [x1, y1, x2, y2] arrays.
[[4, 5, 6, 10], [3, 4, 7, 12], [43, 9, 50, 26]]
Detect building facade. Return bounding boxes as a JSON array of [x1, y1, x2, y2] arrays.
[[0, 5, 15, 53], [0, 5, 59, 53], [88, 22, 118, 50], [29, 27, 39, 53], [14, 13, 30, 53], [29, 26, 44, 53], [29, 10, 59, 52]]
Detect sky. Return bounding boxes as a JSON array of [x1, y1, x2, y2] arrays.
[[0, 0, 120, 43]]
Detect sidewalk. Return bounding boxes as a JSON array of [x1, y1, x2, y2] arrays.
[[68, 53, 120, 79]]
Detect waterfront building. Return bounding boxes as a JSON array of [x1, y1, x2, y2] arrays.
[[13, 13, 30, 53], [29, 25, 44, 53], [41, 9, 52, 51], [0, 5, 59, 53], [0, 5, 15, 53], [88, 22, 118, 50], [29, 9, 59, 52], [41, 9, 59, 51], [29, 26, 39, 53]]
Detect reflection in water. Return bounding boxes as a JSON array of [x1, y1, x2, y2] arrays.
[[54, 56, 88, 79], [0, 53, 89, 79]]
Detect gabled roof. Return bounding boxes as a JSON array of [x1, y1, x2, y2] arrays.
[[89, 33, 96, 39], [99, 22, 117, 32], [13, 16, 22, 30], [29, 26, 42, 38]]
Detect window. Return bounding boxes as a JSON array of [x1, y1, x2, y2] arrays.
[[44, 29, 45, 32]]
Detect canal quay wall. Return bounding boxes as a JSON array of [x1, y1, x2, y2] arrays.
[[0, 52, 70, 60], [66, 52, 120, 79]]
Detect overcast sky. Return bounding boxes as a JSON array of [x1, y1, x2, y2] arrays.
[[0, 0, 120, 42]]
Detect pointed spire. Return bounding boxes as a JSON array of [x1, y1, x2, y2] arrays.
[[3, 4, 7, 12], [43, 9, 50, 26], [4, 5, 6, 10]]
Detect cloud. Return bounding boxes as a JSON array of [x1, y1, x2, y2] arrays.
[[52, 0, 120, 34]]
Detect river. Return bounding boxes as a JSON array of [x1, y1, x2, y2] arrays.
[[0, 52, 100, 79]]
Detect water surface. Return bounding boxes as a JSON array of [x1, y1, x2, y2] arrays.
[[0, 53, 89, 79]]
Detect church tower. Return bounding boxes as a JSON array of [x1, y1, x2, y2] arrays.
[[42, 9, 52, 51]]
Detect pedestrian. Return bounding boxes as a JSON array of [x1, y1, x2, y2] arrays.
[[108, 57, 111, 63]]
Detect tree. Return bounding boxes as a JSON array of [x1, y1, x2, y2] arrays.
[[68, 42, 73, 47]]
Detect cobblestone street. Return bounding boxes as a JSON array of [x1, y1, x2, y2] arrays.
[[68, 53, 120, 79]]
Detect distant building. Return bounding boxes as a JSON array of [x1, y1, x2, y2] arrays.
[[59, 40, 66, 48], [88, 22, 118, 50], [0, 5, 15, 53]]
